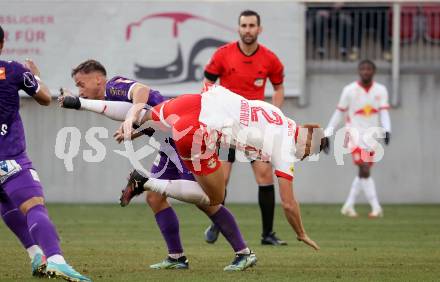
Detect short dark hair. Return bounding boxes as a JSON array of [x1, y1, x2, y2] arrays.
[[71, 59, 107, 77], [0, 25, 4, 43], [238, 10, 261, 26], [358, 59, 376, 71]]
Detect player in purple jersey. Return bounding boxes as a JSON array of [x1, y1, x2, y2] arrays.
[[58, 60, 257, 271], [0, 25, 91, 281]]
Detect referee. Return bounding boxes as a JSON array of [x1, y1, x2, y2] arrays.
[[203, 10, 286, 245]]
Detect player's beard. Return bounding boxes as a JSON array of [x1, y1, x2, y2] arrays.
[[240, 33, 258, 45]]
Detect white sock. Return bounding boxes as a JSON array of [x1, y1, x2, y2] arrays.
[[80, 98, 133, 121], [360, 177, 382, 212], [47, 254, 66, 264], [343, 176, 361, 208], [27, 245, 43, 260], [168, 253, 185, 259], [236, 248, 251, 255], [144, 178, 210, 205]]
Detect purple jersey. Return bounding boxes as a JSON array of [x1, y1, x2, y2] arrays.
[[0, 60, 39, 162], [104, 76, 165, 107], [103, 76, 194, 181]]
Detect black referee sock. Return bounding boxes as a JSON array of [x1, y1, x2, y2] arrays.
[[258, 184, 275, 237]]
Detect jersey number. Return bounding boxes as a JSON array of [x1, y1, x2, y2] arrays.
[[1, 124, 7, 136], [250, 107, 283, 125]]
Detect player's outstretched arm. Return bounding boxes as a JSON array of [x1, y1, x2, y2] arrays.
[[121, 83, 150, 140], [58, 91, 81, 109], [58, 90, 137, 122], [278, 177, 320, 250], [25, 59, 51, 106]]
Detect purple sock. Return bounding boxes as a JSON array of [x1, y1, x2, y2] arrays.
[[209, 206, 247, 252], [155, 207, 183, 254], [1, 201, 35, 249], [26, 205, 62, 257]]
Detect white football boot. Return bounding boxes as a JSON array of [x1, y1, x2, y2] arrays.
[[341, 205, 358, 218]]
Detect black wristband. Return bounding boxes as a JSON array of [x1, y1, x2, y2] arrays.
[[62, 96, 81, 110]]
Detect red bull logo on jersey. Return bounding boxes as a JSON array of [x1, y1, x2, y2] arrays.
[[354, 104, 378, 117]]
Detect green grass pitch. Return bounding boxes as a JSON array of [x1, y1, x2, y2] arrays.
[[0, 204, 439, 281]]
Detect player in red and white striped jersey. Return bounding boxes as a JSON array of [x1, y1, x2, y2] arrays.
[[117, 85, 324, 251]]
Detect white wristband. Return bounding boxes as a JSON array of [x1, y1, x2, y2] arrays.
[[34, 75, 41, 82]]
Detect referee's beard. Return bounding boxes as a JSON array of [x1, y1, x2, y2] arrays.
[[240, 34, 258, 45]]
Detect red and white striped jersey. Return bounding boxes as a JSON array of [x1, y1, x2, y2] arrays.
[[199, 85, 296, 180]]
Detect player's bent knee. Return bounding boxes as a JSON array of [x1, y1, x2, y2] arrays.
[[256, 175, 274, 185], [209, 199, 223, 206], [197, 204, 220, 216], [146, 192, 169, 211], [19, 197, 45, 215], [208, 193, 225, 206], [254, 168, 274, 185]]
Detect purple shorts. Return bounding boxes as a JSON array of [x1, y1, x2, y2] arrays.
[[0, 156, 44, 208], [150, 140, 195, 181]]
